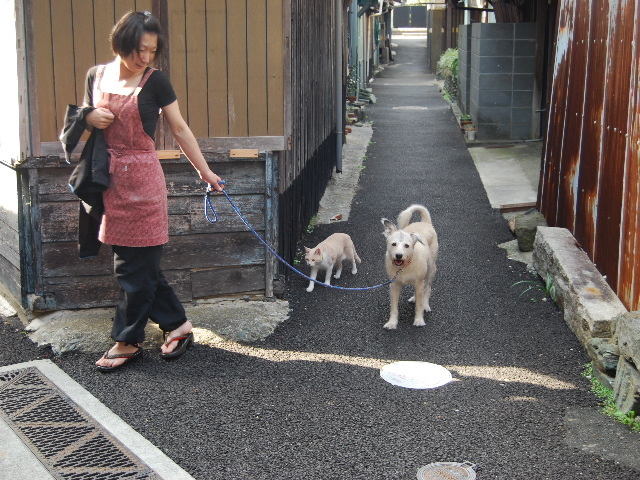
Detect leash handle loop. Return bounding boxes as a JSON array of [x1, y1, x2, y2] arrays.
[[204, 180, 227, 224]]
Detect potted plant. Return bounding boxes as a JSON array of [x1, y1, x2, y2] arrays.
[[464, 123, 476, 141], [347, 69, 358, 103], [459, 114, 472, 130]]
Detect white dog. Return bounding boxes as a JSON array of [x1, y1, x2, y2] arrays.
[[381, 204, 438, 329]]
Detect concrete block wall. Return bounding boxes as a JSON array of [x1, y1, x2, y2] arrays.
[[459, 22, 536, 140], [457, 25, 472, 114]]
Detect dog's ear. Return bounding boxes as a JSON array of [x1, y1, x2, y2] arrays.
[[304, 247, 310, 252], [381, 218, 397, 238], [410, 233, 425, 246]]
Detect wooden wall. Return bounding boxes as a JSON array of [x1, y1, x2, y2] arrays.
[[9, 0, 286, 310], [17, 153, 274, 310], [27, 0, 286, 152], [4, 0, 343, 309], [29, 0, 154, 148], [277, 0, 339, 268], [164, 0, 284, 140]]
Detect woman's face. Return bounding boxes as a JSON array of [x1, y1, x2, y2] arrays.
[[121, 32, 157, 75]]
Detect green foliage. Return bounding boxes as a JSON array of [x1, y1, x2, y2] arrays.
[[347, 71, 358, 96], [306, 215, 318, 234], [436, 48, 459, 99], [582, 363, 640, 433], [511, 273, 557, 304]]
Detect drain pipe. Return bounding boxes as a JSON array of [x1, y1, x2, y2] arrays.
[[335, 0, 343, 173]]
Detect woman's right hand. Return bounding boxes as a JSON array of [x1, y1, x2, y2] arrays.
[[86, 107, 115, 130]]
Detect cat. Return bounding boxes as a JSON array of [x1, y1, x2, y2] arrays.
[[304, 233, 361, 292]]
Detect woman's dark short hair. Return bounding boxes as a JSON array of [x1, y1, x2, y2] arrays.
[[110, 11, 165, 58]]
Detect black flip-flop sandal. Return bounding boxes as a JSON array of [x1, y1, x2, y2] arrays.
[[160, 332, 194, 360], [96, 345, 143, 373]]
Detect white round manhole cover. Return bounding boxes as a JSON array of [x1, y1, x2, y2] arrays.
[[380, 361, 452, 389], [417, 462, 476, 480]]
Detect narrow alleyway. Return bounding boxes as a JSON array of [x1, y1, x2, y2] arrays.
[[2, 37, 640, 480]]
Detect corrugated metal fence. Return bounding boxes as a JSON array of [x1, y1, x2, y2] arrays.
[[538, 0, 640, 310]]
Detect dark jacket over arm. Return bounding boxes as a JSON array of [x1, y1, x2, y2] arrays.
[[60, 104, 109, 258]]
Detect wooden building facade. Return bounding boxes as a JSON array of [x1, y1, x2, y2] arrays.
[[1, 0, 343, 312]]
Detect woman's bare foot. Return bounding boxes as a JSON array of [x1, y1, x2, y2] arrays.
[[95, 342, 140, 369], [161, 321, 193, 355]]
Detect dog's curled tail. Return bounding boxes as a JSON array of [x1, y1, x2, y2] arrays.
[[397, 204, 432, 229]]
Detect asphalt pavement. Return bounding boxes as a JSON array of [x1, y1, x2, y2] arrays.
[[2, 36, 640, 480]]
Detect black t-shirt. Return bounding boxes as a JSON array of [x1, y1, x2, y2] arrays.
[[84, 65, 177, 140]]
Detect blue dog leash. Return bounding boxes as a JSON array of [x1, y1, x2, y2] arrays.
[[205, 182, 400, 291]]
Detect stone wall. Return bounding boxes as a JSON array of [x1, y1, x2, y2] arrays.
[[533, 227, 640, 416]]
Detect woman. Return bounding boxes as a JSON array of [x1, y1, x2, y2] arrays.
[[86, 11, 223, 371]]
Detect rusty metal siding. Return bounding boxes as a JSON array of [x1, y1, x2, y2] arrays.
[[574, 2, 608, 258], [539, 0, 640, 309], [619, 0, 640, 309]]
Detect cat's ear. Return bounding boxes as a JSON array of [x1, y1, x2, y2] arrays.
[[381, 218, 397, 238], [410, 233, 425, 246], [315, 248, 321, 255]]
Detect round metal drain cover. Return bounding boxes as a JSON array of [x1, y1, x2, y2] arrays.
[[417, 462, 476, 480], [380, 361, 452, 389]]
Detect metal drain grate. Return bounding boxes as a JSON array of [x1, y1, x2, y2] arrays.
[[0, 367, 160, 479], [417, 462, 477, 480]]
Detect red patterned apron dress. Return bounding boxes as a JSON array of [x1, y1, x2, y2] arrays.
[[96, 68, 169, 247]]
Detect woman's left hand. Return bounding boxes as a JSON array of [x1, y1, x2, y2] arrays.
[[201, 170, 224, 192]]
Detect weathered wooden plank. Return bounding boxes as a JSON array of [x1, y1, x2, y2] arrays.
[[39, 201, 77, 243], [163, 161, 265, 196], [38, 192, 265, 243], [230, 149, 259, 158], [72, 0, 96, 103], [135, 0, 153, 14], [93, 0, 116, 63], [162, 232, 265, 270], [167, 0, 188, 122], [115, 0, 137, 22], [42, 241, 113, 277], [157, 150, 181, 159], [51, 0, 76, 134], [227, 0, 249, 136], [247, 0, 268, 136], [191, 265, 265, 298], [0, 254, 22, 302], [206, 0, 229, 137], [39, 138, 286, 157], [31, 0, 56, 144], [162, 268, 193, 302], [185, 0, 208, 137], [197, 136, 287, 152], [267, 0, 285, 136], [170, 194, 265, 235], [31, 159, 264, 200], [44, 274, 118, 309], [17, 0, 34, 159], [0, 220, 20, 268]]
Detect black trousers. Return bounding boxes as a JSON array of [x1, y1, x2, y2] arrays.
[[111, 244, 186, 344]]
